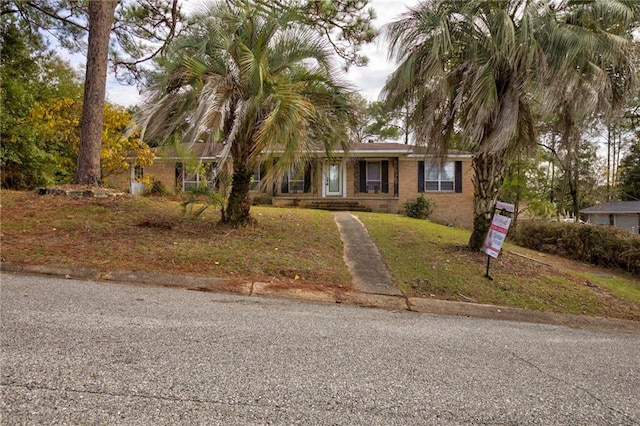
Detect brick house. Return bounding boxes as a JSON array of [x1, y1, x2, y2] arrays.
[[110, 142, 475, 228]]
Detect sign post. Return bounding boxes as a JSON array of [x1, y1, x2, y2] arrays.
[[481, 201, 515, 280]]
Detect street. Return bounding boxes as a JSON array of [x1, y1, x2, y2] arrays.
[[1, 273, 639, 425]]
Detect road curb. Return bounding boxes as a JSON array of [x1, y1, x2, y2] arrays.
[[408, 297, 640, 333], [252, 281, 337, 303], [2, 262, 638, 333], [337, 291, 409, 311]]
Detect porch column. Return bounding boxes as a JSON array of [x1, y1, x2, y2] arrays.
[[342, 158, 347, 198], [393, 157, 399, 197], [321, 161, 326, 197]]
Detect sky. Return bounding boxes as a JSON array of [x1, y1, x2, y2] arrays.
[[102, 0, 419, 107]]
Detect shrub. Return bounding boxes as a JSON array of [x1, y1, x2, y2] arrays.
[[512, 221, 640, 274], [145, 178, 170, 196], [181, 185, 226, 219], [403, 195, 434, 219]]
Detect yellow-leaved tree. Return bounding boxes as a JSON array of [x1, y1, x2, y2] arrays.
[[100, 104, 155, 182], [28, 98, 155, 185]]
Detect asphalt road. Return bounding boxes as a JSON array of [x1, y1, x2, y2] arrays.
[[1, 274, 639, 425]]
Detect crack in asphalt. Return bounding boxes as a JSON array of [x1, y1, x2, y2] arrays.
[[508, 351, 635, 422], [0, 382, 450, 420], [2, 382, 215, 406]]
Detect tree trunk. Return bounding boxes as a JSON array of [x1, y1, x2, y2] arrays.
[[606, 123, 612, 201], [567, 151, 579, 219], [73, 0, 117, 186], [468, 152, 507, 251], [224, 158, 253, 225]]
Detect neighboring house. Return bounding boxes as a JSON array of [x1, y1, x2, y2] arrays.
[[110, 142, 475, 228], [580, 201, 640, 234]]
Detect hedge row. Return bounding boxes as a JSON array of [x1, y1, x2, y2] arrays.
[[511, 221, 640, 274]]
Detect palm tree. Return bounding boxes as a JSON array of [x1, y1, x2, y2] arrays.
[[383, 0, 639, 249], [138, 0, 353, 225], [537, 0, 639, 218], [383, 0, 544, 250]]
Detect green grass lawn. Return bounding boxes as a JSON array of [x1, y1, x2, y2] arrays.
[[2, 190, 638, 320], [356, 212, 640, 320]]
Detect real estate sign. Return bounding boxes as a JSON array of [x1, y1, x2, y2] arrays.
[[481, 201, 515, 259]]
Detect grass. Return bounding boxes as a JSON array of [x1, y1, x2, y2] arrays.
[[2, 190, 639, 321], [355, 212, 640, 321], [1, 190, 350, 289]]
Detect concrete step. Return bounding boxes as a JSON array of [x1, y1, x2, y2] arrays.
[[305, 201, 372, 212]]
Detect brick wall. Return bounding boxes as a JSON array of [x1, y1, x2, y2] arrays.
[[109, 155, 476, 229], [106, 161, 177, 194], [396, 158, 474, 229]]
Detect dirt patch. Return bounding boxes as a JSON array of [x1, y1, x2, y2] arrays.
[[1, 190, 350, 291]]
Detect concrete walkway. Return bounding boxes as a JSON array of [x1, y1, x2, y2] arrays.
[[333, 212, 403, 297]]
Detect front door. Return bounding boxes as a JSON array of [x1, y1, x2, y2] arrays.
[[325, 162, 342, 196], [130, 165, 146, 195]]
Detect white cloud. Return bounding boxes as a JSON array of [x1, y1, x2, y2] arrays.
[[105, 0, 418, 106], [344, 0, 417, 101]]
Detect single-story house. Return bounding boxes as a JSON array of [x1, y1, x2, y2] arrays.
[[108, 142, 476, 228], [580, 201, 640, 234]]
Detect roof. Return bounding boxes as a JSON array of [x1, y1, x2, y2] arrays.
[[153, 143, 223, 160], [148, 141, 472, 160], [342, 142, 471, 158], [580, 201, 640, 214]]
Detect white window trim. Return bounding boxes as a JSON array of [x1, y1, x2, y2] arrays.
[[287, 166, 306, 193], [425, 161, 455, 192], [366, 161, 382, 193], [183, 162, 217, 191]]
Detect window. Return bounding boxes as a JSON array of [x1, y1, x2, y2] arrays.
[[281, 162, 311, 194], [134, 165, 144, 180], [366, 161, 382, 193], [180, 162, 218, 191], [288, 165, 305, 193], [425, 162, 455, 191], [358, 160, 389, 194], [250, 163, 263, 191]]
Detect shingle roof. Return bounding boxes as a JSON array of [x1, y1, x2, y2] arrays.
[[580, 201, 640, 214], [345, 142, 470, 157], [148, 141, 472, 159], [153, 143, 223, 159]]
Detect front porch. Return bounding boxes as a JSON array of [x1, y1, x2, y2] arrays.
[[272, 195, 401, 214], [268, 154, 401, 214]]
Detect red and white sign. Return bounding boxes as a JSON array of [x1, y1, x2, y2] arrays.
[[495, 201, 515, 213], [481, 213, 512, 258]]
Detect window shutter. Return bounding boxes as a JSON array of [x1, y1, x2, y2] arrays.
[[359, 161, 367, 193], [381, 160, 389, 193], [175, 162, 183, 190], [281, 173, 289, 193], [304, 162, 312, 193], [418, 161, 425, 192], [455, 161, 462, 193]]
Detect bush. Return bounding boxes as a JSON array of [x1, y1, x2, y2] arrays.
[[145, 178, 170, 196], [512, 221, 640, 274], [403, 195, 434, 219], [181, 185, 226, 219]]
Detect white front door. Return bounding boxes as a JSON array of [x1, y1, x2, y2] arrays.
[[130, 165, 146, 195], [325, 162, 342, 196]]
